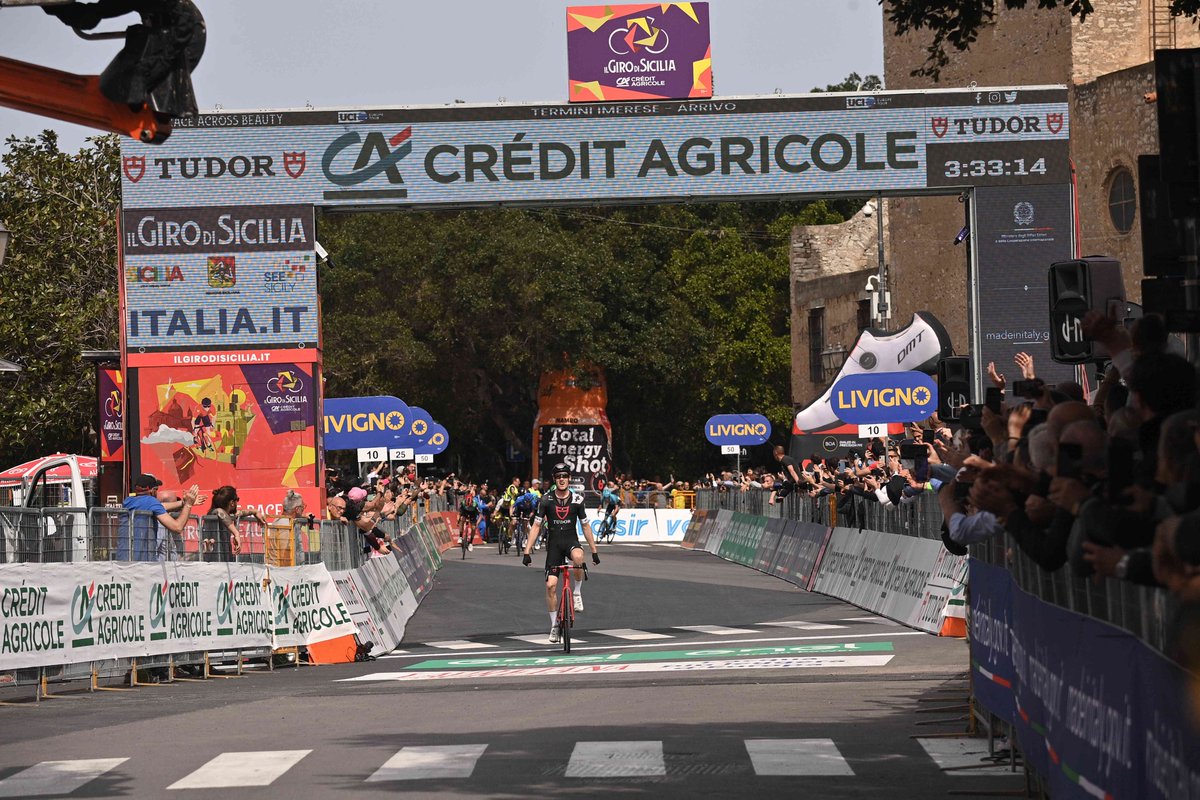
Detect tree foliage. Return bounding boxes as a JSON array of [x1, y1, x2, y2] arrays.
[[0, 132, 121, 464], [883, 0, 1148, 80], [812, 72, 883, 93]]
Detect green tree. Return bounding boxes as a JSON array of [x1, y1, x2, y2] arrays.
[[882, 0, 1200, 80], [812, 72, 883, 93], [0, 132, 120, 464]]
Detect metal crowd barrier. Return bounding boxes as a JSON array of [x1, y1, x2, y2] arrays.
[[697, 486, 1176, 656]]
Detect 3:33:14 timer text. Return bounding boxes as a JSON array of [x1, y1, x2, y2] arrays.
[[943, 158, 1048, 178]]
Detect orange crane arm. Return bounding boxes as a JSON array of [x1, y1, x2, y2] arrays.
[[0, 53, 171, 143]]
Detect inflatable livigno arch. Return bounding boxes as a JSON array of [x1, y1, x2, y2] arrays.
[[117, 88, 1073, 503]]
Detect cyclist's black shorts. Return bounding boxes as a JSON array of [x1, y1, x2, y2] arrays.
[[544, 537, 584, 577], [460, 507, 479, 520]]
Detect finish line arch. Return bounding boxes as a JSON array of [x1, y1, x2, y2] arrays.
[[116, 87, 1071, 507]]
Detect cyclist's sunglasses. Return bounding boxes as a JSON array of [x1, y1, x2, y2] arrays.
[[553, 472, 571, 479]]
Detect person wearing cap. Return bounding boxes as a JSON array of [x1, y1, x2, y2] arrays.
[[122, 474, 198, 561]]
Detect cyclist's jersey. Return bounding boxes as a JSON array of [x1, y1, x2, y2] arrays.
[[512, 491, 539, 516], [600, 488, 621, 512], [459, 494, 478, 518], [534, 490, 588, 542], [501, 483, 522, 508]]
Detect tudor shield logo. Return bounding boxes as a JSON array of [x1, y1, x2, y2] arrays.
[[1046, 112, 1064, 134], [283, 151, 306, 178], [931, 117, 948, 138], [554, 503, 570, 520], [123, 155, 146, 183]]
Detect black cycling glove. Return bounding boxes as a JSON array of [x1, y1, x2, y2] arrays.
[[522, 553, 531, 566], [592, 552, 600, 565]]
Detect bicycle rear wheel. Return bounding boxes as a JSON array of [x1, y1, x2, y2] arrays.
[[560, 583, 572, 654]]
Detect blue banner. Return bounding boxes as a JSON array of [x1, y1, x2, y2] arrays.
[[406, 405, 434, 445], [968, 560, 1016, 723], [830, 371, 938, 424], [415, 421, 449, 455], [704, 413, 772, 446], [322, 395, 412, 451]]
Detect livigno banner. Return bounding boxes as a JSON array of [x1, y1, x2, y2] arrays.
[[0, 562, 354, 670]]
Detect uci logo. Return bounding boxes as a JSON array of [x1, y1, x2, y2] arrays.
[[322, 128, 413, 187]]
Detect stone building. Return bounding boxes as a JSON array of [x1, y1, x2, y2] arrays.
[[790, 2, 1199, 406]]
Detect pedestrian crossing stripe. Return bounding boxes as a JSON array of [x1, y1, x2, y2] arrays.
[[0, 739, 875, 791]]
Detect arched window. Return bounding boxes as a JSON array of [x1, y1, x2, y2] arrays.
[[1107, 167, 1136, 234]]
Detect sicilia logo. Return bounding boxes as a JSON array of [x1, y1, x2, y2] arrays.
[[321, 127, 412, 200]]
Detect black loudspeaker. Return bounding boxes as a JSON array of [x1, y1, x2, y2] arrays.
[[1048, 257, 1126, 364], [937, 356, 971, 421]]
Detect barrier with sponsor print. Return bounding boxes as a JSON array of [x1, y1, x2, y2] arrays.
[[679, 509, 966, 636], [969, 559, 1200, 800], [0, 561, 355, 671], [583, 508, 692, 542]]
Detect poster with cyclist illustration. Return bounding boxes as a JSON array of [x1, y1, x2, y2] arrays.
[[131, 358, 320, 513]]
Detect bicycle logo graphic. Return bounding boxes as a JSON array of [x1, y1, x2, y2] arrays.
[[104, 390, 122, 418], [608, 16, 669, 55], [267, 370, 302, 394]]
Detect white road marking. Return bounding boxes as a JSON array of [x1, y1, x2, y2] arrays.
[[365, 745, 488, 781], [917, 738, 1021, 776], [167, 750, 311, 789], [745, 739, 854, 775], [566, 741, 665, 777], [674, 625, 759, 636], [424, 640, 499, 650], [354, 630, 925, 662], [840, 616, 902, 626], [0, 758, 128, 798], [338, 654, 895, 682], [759, 620, 847, 630], [508, 633, 587, 645], [593, 628, 672, 640]]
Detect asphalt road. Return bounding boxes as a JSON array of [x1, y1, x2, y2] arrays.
[[0, 544, 1024, 798]]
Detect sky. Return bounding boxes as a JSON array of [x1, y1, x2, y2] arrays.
[[0, 0, 884, 155]]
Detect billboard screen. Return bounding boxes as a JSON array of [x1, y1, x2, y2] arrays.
[[119, 88, 1070, 211], [130, 357, 319, 515], [567, 3, 712, 102], [121, 204, 317, 352], [972, 183, 1076, 389]]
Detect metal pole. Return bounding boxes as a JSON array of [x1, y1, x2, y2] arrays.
[[876, 193, 888, 331]]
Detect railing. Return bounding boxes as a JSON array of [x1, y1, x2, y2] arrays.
[[0, 493, 450, 567], [696, 486, 1175, 655]]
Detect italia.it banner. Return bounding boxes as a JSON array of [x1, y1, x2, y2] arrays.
[[0, 562, 355, 670], [129, 350, 320, 515]]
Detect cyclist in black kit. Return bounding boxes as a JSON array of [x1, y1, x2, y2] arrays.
[[522, 462, 600, 643]]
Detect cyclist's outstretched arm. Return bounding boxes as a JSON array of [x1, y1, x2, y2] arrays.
[[522, 519, 542, 562]]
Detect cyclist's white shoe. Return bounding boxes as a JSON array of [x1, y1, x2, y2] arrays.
[[468, 543, 473, 552], [549, 624, 561, 644], [573, 595, 583, 613]]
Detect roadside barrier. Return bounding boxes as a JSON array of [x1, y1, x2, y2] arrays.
[[0, 511, 450, 699]]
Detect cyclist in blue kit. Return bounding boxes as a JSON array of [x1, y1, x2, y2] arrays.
[[522, 463, 599, 643]]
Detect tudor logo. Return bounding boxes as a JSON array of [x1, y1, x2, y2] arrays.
[[1046, 112, 1064, 134], [554, 503, 570, 520], [283, 151, 306, 179], [123, 155, 146, 183], [931, 117, 948, 138]]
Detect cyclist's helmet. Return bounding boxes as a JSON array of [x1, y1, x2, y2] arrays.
[[551, 462, 571, 479]]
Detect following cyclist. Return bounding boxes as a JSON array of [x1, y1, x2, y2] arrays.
[[511, 483, 541, 552], [523, 463, 599, 643], [598, 480, 622, 541]]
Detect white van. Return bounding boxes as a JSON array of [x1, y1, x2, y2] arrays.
[[1, 455, 95, 562]]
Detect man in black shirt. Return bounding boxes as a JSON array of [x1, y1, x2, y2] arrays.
[[522, 462, 600, 643], [768, 444, 804, 505]]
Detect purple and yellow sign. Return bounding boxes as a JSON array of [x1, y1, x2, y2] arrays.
[[567, 3, 712, 102]]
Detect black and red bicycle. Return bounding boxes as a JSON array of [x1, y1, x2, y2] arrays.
[[548, 562, 585, 654]]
